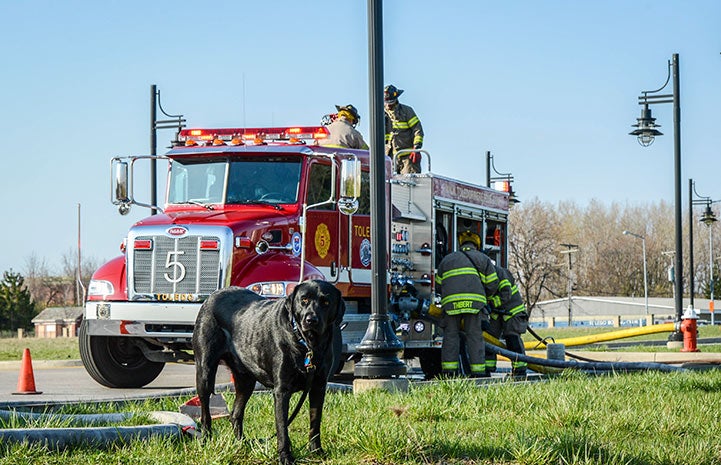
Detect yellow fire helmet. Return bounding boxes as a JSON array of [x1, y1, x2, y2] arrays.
[[458, 231, 481, 250], [335, 104, 360, 127]]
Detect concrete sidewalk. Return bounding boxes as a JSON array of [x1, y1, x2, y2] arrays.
[[527, 350, 721, 365]]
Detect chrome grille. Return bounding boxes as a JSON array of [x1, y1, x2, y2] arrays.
[[132, 235, 221, 296]]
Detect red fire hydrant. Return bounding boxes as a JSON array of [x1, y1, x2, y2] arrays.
[[679, 306, 700, 353]]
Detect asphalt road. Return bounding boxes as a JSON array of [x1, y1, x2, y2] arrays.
[[0, 361, 232, 407]]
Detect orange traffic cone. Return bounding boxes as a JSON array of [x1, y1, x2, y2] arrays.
[[13, 348, 42, 395]]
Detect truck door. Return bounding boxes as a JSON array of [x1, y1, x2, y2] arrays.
[[304, 161, 342, 283], [341, 169, 372, 293]]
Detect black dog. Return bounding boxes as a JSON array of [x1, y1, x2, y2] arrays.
[[192, 280, 345, 465]]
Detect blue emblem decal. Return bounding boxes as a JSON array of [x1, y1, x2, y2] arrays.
[[291, 232, 302, 257], [360, 238, 371, 267]]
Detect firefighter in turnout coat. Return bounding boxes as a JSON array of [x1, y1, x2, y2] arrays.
[[435, 231, 499, 377], [485, 265, 529, 377], [384, 85, 424, 174], [320, 104, 369, 150]]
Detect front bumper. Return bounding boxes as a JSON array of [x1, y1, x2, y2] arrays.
[[84, 301, 202, 340]]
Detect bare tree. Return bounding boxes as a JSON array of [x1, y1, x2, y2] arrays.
[[23, 253, 67, 309], [508, 199, 680, 308], [508, 198, 563, 316], [21, 250, 101, 310]]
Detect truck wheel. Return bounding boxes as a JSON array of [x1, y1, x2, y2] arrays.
[[79, 321, 165, 388], [418, 350, 442, 379]]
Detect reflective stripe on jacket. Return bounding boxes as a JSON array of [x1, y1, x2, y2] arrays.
[[490, 266, 526, 320], [384, 103, 424, 155], [436, 249, 499, 315]]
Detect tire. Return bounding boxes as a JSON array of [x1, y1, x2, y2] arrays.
[[79, 320, 165, 388], [418, 350, 442, 379]]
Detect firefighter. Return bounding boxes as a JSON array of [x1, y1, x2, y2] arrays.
[[384, 85, 424, 174], [435, 231, 499, 377], [320, 104, 369, 150], [485, 265, 529, 378]]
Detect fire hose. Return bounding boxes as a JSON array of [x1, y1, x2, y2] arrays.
[[484, 341, 684, 373], [0, 410, 199, 449]]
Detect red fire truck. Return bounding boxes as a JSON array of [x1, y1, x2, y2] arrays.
[[80, 126, 510, 387]]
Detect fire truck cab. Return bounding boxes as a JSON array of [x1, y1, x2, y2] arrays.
[[81, 126, 510, 387]]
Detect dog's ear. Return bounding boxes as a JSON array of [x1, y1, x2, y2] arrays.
[[284, 282, 302, 320]]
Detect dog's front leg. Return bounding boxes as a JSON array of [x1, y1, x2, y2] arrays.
[[308, 380, 327, 455], [274, 388, 294, 465]]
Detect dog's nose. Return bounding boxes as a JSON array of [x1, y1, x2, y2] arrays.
[[304, 313, 319, 326]]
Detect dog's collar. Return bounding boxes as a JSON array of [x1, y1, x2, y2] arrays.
[[291, 316, 316, 373]]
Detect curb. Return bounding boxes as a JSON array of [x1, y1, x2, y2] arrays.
[[0, 359, 84, 371]]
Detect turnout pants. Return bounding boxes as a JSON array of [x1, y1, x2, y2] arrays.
[[395, 154, 421, 174], [485, 312, 529, 376], [441, 311, 486, 375]]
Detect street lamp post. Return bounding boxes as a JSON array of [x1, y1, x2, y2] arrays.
[[353, 0, 407, 386], [689, 180, 709, 307], [703, 204, 717, 325], [150, 85, 186, 215], [629, 54, 683, 341], [560, 243, 579, 327], [623, 230, 648, 324], [689, 181, 718, 316], [486, 151, 520, 205]]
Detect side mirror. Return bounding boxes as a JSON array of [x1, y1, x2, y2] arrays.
[[113, 160, 130, 203], [338, 158, 360, 215]]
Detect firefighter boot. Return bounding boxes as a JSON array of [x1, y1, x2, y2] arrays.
[[505, 334, 528, 378]]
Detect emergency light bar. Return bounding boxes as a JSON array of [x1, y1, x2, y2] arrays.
[[178, 126, 329, 146]]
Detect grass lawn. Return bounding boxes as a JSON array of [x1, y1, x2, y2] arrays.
[[0, 336, 79, 361], [2, 371, 721, 464]]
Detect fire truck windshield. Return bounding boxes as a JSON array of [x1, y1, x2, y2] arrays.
[[167, 158, 302, 206]]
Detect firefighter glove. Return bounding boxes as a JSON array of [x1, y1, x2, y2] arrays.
[[481, 318, 490, 331], [409, 152, 421, 164]]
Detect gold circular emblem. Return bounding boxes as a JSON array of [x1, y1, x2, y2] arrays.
[[315, 223, 331, 259]]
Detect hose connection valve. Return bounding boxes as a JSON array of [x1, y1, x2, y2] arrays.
[[679, 305, 700, 353]]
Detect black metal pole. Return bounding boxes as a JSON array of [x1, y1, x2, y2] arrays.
[[486, 151, 491, 188], [567, 250, 573, 326], [689, 178, 695, 308], [353, 0, 406, 379], [150, 84, 158, 216], [77, 203, 81, 306], [672, 54, 683, 322]]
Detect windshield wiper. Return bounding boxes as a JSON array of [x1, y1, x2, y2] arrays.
[[234, 200, 282, 210], [180, 200, 215, 210]]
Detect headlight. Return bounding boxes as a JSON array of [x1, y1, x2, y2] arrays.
[[88, 280, 114, 297], [247, 282, 296, 298]]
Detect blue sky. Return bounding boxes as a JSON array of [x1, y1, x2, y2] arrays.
[[1, 1, 720, 275]]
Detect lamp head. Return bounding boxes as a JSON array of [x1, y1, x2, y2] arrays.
[[629, 104, 663, 147], [700, 204, 718, 226]]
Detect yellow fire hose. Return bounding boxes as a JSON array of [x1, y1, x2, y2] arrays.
[[524, 322, 676, 350], [485, 323, 677, 375]]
